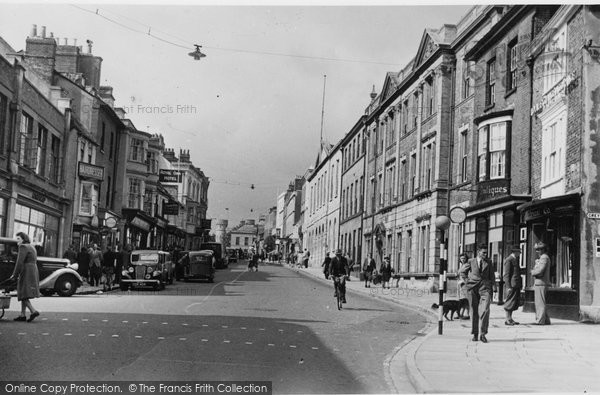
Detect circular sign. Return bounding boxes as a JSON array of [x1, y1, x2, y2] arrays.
[[450, 207, 467, 224], [105, 217, 117, 228]]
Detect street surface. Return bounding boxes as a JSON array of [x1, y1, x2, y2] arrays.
[[0, 261, 427, 393]]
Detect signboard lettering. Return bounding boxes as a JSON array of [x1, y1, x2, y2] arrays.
[[163, 201, 180, 215], [476, 179, 510, 204], [159, 169, 182, 183], [131, 217, 150, 232], [78, 162, 104, 180]]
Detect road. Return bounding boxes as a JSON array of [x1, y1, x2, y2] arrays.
[[0, 261, 428, 393]]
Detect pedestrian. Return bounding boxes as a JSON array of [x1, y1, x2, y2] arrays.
[[458, 244, 496, 343], [503, 245, 523, 326], [8, 232, 41, 322], [345, 252, 353, 280], [102, 245, 116, 291], [457, 252, 471, 319], [62, 244, 77, 264], [89, 244, 103, 287], [322, 252, 331, 279], [76, 246, 90, 283], [302, 249, 310, 268], [531, 242, 551, 325], [380, 256, 394, 288], [363, 253, 376, 288], [114, 244, 124, 285]]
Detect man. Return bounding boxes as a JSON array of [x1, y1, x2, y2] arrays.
[[344, 252, 353, 280], [89, 244, 103, 287], [503, 245, 522, 326], [363, 253, 376, 288], [62, 244, 77, 264], [302, 249, 310, 268], [531, 242, 551, 325], [329, 249, 348, 303], [458, 244, 496, 343]]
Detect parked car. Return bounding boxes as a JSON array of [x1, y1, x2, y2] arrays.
[[200, 242, 228, 269], [0, 237, 83, 297], [178, 250, 215, 282], [120, 250, 174, 291]]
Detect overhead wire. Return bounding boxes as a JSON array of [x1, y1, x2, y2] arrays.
[[70, 4, 402, 66]]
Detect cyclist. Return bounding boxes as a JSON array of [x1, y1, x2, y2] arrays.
[[330, 249, 348, 303], [248, 248, 259, 271]]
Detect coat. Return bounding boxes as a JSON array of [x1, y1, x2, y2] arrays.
[[380, 262, 394, 282], [503, 254, 522, 289], [531, 253, 551, 286], [458, 256, 495, 292], [11, 243, 40, 301]]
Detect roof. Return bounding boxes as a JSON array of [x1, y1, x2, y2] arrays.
[[229, 223, 258, 235]]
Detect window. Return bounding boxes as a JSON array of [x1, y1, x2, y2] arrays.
[[406, 229, 413, 272], [541, 112, 566, 188], [543, 26, 567, 94], [402, 101, 409, 135], [36, 125, 48, 176], [412, 92, 419, 128], [421, 140, 436, 190], [109, 132, 114, 159], [80, 140, 86, 162], [462, 61, 472, 99], [0, 93, 7, 152], [187, 207, 194, 222], [235, 237, 240, 245], [397, 232, 403, 272], [410, 152, 417, 196], [477, 120, 510, 181], [147, 151, 158, 174], [378, 173, 384, 207], [49, 135, 61, 183], [460, 128, 469, 183], [79, 182, 98, 216], [144, 190, 153, 216], [101, 122, 106, 151], [128, 178, 142, 208], [400, 159, 407, 201], [106, 176, 112, 207], [129, 138, 144, 162], [359, 176, 364, 211], [486, 58, 496, 106], [507, 40, 518, 91], [18, 113, 35, 168], [424, 77, 435, 117], [244, 237, 249, 246]]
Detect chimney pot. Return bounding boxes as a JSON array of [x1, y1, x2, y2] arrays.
[[55, 37, 60, 45], [30, 24, 37, 38], [73, 38, 77, 46], [41, 26, 46, 38], [50, 32, 54, 38], [63, 38, 68, 45]]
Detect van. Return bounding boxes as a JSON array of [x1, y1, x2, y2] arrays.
[[199, 242, 228, 269], [120, 250, 174, 290]]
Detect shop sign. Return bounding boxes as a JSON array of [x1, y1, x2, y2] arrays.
[[531, 72, 578, 117], [450, 206, 467, 224], [163, 201, 180, 215], [131, 217, 150, 231], [78, 162, 104, 180], [155, 218, 167, 228], [524, 207, 552, 222], [105, 217, 117, 228], [587, 212, 600, 219], [476, 179, 510, 204], [159, 169, 182, 183]]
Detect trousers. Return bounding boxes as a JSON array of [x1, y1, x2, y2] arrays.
[[468, 286, 492, 335], [534, 285, 551, 325]]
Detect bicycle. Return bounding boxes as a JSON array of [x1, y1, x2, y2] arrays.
[[332, 275, 346, 310]]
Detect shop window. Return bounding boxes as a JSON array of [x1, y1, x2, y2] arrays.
[[14, 203, 58, 256]]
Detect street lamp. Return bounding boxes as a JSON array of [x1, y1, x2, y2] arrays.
[[435, 215, 451, 335]]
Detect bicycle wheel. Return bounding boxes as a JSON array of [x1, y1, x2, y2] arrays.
[[336, 284, 343, 310]]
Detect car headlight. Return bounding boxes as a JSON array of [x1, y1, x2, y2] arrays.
[[122, 270, 129, 277], [145, 274, 151, 280], [146, 267, 154, 274], [128, 267, 134, 273]]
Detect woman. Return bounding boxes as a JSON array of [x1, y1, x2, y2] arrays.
[[8, 232, 41, 322], [381, 256, 394, 289], [457, 253, 471, 319]]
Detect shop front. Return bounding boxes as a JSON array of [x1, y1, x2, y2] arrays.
[[122, 208, 154, 249], [517, 193, 580, 320], [153, 217, 168, 250]]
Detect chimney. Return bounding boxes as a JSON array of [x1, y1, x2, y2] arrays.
[[63, 38, 68, 45], [30, 24, 37, 38], [180, 149, 190, 163], [163, 148, 176, 162], [99, 86, 114, 107], [73, 38, 77, 46], [41, 26, 46, 38], [86, 39, 93, 54]]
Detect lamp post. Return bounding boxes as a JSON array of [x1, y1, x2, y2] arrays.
[[435, 215, 451, 335]]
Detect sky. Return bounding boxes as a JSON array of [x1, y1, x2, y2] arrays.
[[0, 1, 472, 228]]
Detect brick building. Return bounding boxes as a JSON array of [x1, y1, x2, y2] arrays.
[[519, 5, 600, 321]]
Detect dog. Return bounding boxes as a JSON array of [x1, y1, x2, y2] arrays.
[[431, 298, 469, 321]]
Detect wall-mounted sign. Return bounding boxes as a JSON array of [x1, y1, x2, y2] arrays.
[[476, 179, 510, 204], [78, 162, 104, 180], [450, 206, 467, 224], [163, 201, 180, 215], [130, 217, 150, 232], [587, 213, 600, 219], [105, 217, 117, 228], [159, 169, 182, 183]]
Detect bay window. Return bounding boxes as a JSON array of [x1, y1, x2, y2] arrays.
[[477, 119, 511, 182], [79, 182, 99, 216]]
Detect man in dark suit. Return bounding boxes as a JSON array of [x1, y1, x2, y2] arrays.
[[458, 244, 496, 343], [503, 245, 522, 326]]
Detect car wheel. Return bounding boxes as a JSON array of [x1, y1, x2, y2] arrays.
[[41, 289, 55, 297], [120, 283, 129, 291], [55, 274, 78, 297]]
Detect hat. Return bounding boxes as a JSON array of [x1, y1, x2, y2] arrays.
[[511, 245, 522, 252], [335, 249, 342, 255], [534, 242, 547, 250], [384, 256, 390, 261]]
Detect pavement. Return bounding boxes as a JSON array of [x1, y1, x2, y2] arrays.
[[287, 263, 600, 394]]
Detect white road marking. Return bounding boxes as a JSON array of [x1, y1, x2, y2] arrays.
[[290, 345, 297, 348], [62, 318, 68, 321], [245, 342, 253, 345], [312, 347, 319, 350], [201, 339, 208, 342], [64, 333, 72, 336], [158, 337, 165, 340], [222, 325, 228, 328], [297, 331, 303, 334], [112, 335, 119, 338], [17, 333, 26, 336], [179, 338, 187, 341], [202, 324, 208, 327], [184, 270, 247, 313], [259, 328, 266, 331], [241, 327, 247, 330], [182, 323, 189, 326], [223, 340, 230, 343], [82, 319, 89, 322], [102, 320, 108, 322], [135, 336, 142, 339], [142, 321, 148, 324], [278, 329, 284, 332], [42, 333, 49, 336], [162, 322, 168, 325], [88, 334, 96, 337], [268, 344, 275, 347]]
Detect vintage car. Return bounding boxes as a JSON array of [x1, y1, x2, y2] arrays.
[[178, 250, 215, 282], [120, 250, 174, 291], [0, 237, 83, 297], [226, 248, 238, 263]]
